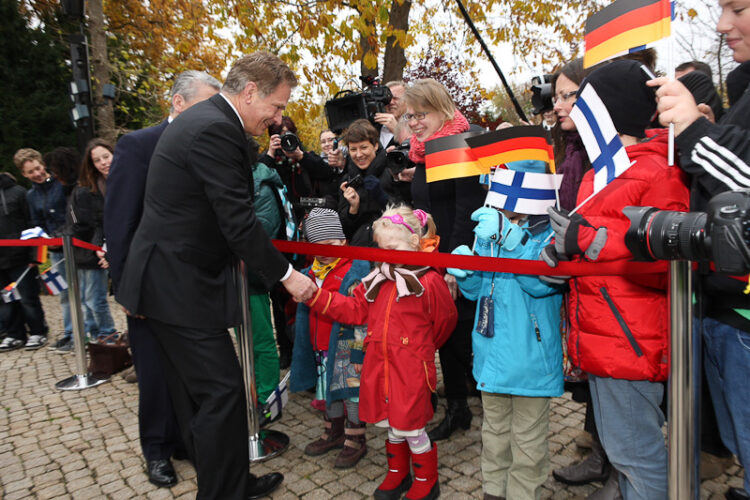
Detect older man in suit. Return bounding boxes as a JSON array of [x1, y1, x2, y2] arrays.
[[104, 70, 221, 488], [116, 52, 317, 500]]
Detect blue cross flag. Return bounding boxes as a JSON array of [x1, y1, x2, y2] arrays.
[[569, 83, 632, 195], [40, 268, 67, 296], [485, 168, 563, 215]]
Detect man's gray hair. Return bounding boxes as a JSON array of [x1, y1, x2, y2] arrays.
[[222, 52, 297, 97], [170, 70, 222, 113]]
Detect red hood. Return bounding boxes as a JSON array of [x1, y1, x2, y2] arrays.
[[627, 128, 669, 160]]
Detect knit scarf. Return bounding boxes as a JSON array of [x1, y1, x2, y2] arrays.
[[558, 131, 588, 211], [408, 109, 470, 164], [362, 263, 430, 302], [311, 258, 341, 280]]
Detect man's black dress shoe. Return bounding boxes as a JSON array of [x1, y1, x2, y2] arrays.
[[727, 487, 750, 500], [147, 459, 177, 488], [248, 472, 283, 499]]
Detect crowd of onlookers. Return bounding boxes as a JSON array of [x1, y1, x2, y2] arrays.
[[3, 5, 750, 498]]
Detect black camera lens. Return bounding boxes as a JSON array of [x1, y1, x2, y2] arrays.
[[624, 206, 709, 261], [280, 132, 300, 153]]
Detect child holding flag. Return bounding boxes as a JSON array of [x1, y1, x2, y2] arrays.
[[448, 160, 564, 500], [305, 205, 457, 500], [542, 59, 689, 499], [290, 208, 371, 468]]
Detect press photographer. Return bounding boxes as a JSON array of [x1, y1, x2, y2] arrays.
[[261, 116, 337, 219], [530, 74, 556, 130]]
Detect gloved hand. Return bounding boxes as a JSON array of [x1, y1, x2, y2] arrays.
[[363, 175, 389, 206], [539, 244, 570, 285], [547, 206, 608, 261], [446, 245, 474, 279], [471, 207, 501, 243]]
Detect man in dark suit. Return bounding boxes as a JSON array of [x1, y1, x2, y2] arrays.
[[104, 70, 221, 488], [116, 52, 317, 500]]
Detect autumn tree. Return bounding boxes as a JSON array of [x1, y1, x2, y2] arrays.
[[1, 0, 76, 180]]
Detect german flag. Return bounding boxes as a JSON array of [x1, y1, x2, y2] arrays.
[[583, 0, 671, 69], [464, 126, 555, 173], [424, 131, 486, 183]]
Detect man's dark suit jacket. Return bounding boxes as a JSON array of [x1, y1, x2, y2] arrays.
[[116, 94, 289, 329], [104, 119, 169, 288]]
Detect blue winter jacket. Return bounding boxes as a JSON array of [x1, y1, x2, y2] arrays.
[[290, 259, 370, 406], [26, 177, 67, 236], [456, 215, 564, 397]]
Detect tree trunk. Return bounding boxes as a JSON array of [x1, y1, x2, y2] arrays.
[[359, 11, 379, 79], [382, 0, 411, 83], [87, 0, 115, 143]]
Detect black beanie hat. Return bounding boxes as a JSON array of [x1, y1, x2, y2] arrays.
[[578, 59, 657, 138], [678, 70, 724, 122]]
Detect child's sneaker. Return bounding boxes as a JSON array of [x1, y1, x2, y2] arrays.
[[0, 337, 24, 352], [54, 338, 74, 354], [24, 335, 47, 350]]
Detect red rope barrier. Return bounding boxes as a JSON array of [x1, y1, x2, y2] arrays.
[[0, 238, 102, 252], [272, 240, 669, 277]]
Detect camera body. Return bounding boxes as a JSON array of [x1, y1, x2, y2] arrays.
[[624, 189, 750, 274], [299, 196, 328, 209], [531, 74, 554, 116], [346, 174, 364, 190], [324, 76, 393, 132], [386, 140, 414, 176], [280, 131, 301, 153]]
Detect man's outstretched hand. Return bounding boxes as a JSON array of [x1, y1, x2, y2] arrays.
[[282, 269, 318, 302]]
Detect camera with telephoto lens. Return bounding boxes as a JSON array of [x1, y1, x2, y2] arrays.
[[280, 131, 301, 153], [623, 190, 750, 274], [531, 74, 554, 115], [324, 75, 393, 133], [386, 140, 414, 176]]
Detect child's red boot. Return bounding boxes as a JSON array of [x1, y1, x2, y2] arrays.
[[405, 443, 440, 500], [374, 440, 412, 499]]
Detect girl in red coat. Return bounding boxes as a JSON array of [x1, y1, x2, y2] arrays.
[[306, 205, 458, 500]]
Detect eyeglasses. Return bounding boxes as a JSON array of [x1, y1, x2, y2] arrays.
[[403, 112, 429, 122], [552, 90, 578, 104]]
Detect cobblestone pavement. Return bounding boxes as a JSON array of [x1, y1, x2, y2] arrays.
[[0, 296, 745, 499]]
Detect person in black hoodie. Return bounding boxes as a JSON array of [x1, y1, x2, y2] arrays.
[[0, 172, 48, 351]]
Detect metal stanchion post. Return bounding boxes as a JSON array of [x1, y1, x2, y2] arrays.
[[668, 260, 697, 499], [56, 235, 108, 390], [236, 261, 289, 462]]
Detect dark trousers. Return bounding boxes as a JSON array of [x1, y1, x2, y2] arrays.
[[127, 316, 182, 461], [0, 265, 47, 340], [439, 296, 475, 401], [148, 318, 249, 500]]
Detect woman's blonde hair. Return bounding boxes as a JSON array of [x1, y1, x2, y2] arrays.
[[372, 204, 435, 241], [403, 79, 456, 122]]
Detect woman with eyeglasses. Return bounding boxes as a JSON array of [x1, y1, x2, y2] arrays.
[[404, 78, 485, 442]]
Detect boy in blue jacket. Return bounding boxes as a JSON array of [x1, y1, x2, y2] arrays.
[[448, 160, 564, 500]]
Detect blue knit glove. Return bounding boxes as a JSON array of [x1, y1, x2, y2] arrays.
[[446, 245, 474, 279], [471, 207, 501, 243], [363, 175, 389, 206]]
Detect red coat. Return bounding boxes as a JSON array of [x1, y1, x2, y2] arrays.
[[307, 269, 457, 430], [567, 130, 689, 382]]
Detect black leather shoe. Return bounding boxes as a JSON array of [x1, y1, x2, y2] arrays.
[[553, 439, 610, 485], [248, 472, 284, 499], [147, 459, 177, 488], [727, 487, 750, 500], [428, 399, 472, 441]]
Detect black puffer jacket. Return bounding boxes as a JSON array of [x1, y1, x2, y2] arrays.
[[65, 186, 104, 269], [0, 173, 34, 269]]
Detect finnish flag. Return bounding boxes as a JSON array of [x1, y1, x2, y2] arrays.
[[261, 372, 290, 422], [1, 285, 20, 303], [485, 168, 563, 215], [41, 269, 67, 295], [570, 83, 633, 195], [21, 226, 50, 240]]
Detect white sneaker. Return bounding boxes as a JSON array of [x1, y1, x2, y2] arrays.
[[0, 337, 24, 352], [24, 335, 47, 350]]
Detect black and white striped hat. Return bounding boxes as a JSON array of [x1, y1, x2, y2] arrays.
[[303, 208, 346, 243]]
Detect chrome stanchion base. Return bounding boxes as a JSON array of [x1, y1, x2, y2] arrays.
[[55, 373, 109, 391], [249, 429, 290, 463]]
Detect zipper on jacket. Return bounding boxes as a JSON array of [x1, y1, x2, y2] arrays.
[[530, 313, 542, 342], [599, 287, 644, 357], [382, 286, 397, 403]]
